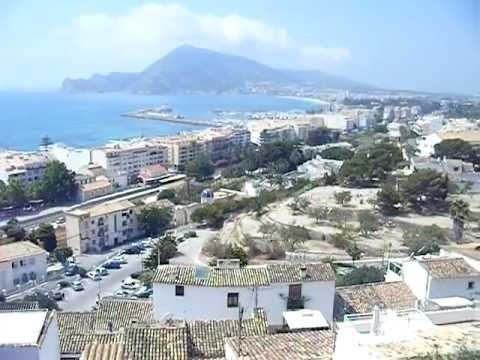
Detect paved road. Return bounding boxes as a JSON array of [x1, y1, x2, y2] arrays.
[[59, 252, 145, 311], [170, 229, 215, 265]]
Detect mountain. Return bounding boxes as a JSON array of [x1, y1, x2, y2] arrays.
[[62, 45, 371, 94]]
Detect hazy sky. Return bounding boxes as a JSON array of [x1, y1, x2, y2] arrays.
[[0, 0, 478, 94]]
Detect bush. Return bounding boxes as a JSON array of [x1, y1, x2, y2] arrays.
[[23, 291, 58, 310], [184, 231, 197, 238], [57, 280, 70, 289], [130, 271, 142, 279], [339, 266, 385, 286]]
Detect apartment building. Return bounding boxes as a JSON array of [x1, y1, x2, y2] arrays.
[[163, 127, 251, 169], [0, 241, 48, 293], [91, 140, 169, 184], [65, 199, 140, 254], [0, 151, 51, 185], [153, 261, 336, 326]]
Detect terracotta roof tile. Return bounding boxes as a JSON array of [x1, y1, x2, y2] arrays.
[[61, 333, 123, 355], [80, 343, 128, 360], [0, 301, 39, 311], [419, 257, 480, 279], [334, 282, 417, 318], [153, 263, 334, 287], [225, 330, 335, 360], [94, 298, 153, 331]]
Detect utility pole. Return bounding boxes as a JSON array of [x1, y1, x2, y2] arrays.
[[238, 305, 244, 357]]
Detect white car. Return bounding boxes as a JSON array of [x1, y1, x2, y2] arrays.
[[111, 255, 127, 264], [114, 289, 134, 298], [95, 267, 109, 276], [87, 271, 102, 281], [71, 280, 84, 291], [121, 278, 141, 291]]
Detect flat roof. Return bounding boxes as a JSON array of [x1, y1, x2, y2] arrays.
[[283, 309, 329, 330], [0, 310, 49, 346], [67, 199, 135, 218], [0, 241, 46, 263]]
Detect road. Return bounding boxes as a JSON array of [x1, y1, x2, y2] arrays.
[[170, 229, 215, 265], [60, 252, 145, 311]]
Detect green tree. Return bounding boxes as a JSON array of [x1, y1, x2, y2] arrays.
[[339, 266, 385, 286], [30, 224, 57, 252], [7, 180, 28, 207], [157, 189, 176, 200], [225, 245, 248, 266], [143, 234, 177, 267], [376, 182, 402, 215], [449, 199, 471, 242], [320, 146, 354, 161], [186, 155, 214, 181], [346, 241, 362, 263], [403, 225, 447, 255], [358, 212, 379, 236], [307, 207, 331, 224], [23, 291, 58, 310], [191, 203, 225, 228], [138, 207, 172, 237], [279, 225, 310, 251], [3, 218, 26, 241], [334, 191, 352, 207], [401, 170, 449, 213], [53, 247, 73, 264], [36, 161, 77, 203], [258, 222, 278, 240], [434, 139, 476, 163]]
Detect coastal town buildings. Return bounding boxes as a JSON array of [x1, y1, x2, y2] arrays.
[[0, 310, 60, 360], [0, 150, 51, 185], [91, 140, 169, 185], [0, 241, 48, 294], [152, 261, 336, 326]]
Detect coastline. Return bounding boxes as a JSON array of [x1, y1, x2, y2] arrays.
[[278, 95, 329, 105]]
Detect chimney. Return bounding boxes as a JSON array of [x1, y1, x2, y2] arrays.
[[370, 305, 381, 335], [300, 265, 307, 280]]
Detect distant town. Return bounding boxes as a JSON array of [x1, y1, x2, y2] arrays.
[[2, 89, 480, 360]]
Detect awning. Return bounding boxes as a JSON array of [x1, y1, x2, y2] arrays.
[[430, 297, 473, 308], [283, 309, 329, 330]]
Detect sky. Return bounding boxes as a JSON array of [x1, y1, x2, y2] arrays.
[[0, 0, 478, 94]]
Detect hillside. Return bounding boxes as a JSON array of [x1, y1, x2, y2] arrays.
[[62, 45, 371, 94]]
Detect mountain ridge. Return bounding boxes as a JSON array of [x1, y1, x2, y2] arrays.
[[62, 45, 373, 94]]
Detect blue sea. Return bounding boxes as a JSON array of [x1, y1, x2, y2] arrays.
[[0, 92, 313, 151]]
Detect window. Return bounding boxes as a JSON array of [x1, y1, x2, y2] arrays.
[[227, 292, 239, 308], [287, 284, 303, 310], [11, 262, 17, 269], [29, 272, 37, 280], [468, 281, 475, 290], [20, 260, 25, 267], [175, 285, 184, 296], [29, 258, 35, 265]]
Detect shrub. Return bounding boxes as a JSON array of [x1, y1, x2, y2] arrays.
[[77, 266, 87, 278]]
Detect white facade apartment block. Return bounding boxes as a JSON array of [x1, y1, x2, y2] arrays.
[[153, 262, 336, 326], [92, 142, 169, 184], [65, 200, 140, 254], [0, 311, 60, 360], [402, 257, 480, 302], [0, 151, 51, 185], [0, 242, 48, 294]]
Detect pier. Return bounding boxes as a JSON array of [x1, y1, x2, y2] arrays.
[[122, 111, 223, 127]]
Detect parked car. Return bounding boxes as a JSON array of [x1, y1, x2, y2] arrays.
[[121, 278, 141, 291], [87, 271, 102, 281], [64, 266, 78, 276], [133, 286, 153, 299], [103, 261, 121, 270], [71, 280, 84, 291], [49, 289, 65, 301], [114, 289, 134, 298], [123, 246, 142, 255], [95, 267, 109, 276], [111, 255, 128, 264], [57, 280, 70, 289]]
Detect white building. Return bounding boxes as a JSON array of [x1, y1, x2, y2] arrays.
[[0, 310, 60, 360], [152, 261, 336, 326], [92, 139, 169, 184], [401, 256, 480, 302], [0, 151, 51, 185], [65, 199, 140, 254], [0, 241, 48, 294]]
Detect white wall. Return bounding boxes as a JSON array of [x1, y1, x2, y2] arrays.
[[153, 280, 335, 326], [402, 261, 429, 301], [0, 346, 39, 360], [0, 253, 48, 293], [38, 316, 60, 360], [429, 277, 480, 300]]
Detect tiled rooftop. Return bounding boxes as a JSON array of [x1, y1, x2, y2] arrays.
[[335, 282, 417, 318], [61, 333, 124, 355], [419, 257, 480, 279], [57, 312, 96, 334], [94, 298, 153, 332], [225, 330, 335, 360], [0, 301, 39, 311], [80, 343, 128, 360], [153, 263, 335, 287], [0, 241, 46, 262]]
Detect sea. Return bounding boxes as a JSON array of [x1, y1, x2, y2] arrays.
[[0, 91, 314, 151]]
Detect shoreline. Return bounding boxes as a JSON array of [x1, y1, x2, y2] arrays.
[[279, 95, 329, 105]]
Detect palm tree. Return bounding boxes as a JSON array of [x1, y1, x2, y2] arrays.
[[449, 199, 471, 242]]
